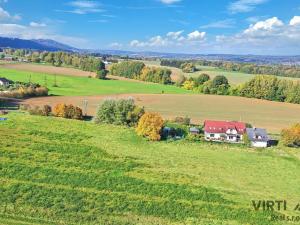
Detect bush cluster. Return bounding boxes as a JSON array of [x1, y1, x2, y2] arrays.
[[181, 62, 197, 73], [182, 74, 230, 95], [0, 86, 48, 99], [53, 103, 83, 120], [94, 98, 144, 126], [281, 124, 300, 147], [173, 116, 191, 126]]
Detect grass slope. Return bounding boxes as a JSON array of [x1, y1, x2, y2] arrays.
[[1, 113, 300, 224], [0, 68, 189, 96]]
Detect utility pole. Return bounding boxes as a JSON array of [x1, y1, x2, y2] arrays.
[[83, 99, 88, 116]]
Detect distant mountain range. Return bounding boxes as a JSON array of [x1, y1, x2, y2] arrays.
[[0, 36, 300, 65], [0, 37, 78, 52]]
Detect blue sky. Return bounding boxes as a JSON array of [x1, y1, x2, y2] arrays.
[[0, 0, 299, 55]]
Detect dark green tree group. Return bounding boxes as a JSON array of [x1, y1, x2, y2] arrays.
[[94, 98, 145, 127], [110, 61, 172, 84]]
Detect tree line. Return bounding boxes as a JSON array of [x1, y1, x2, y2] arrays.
[[182, 73, 300, 104], [2, 49, 106, 73], [161, 59, 300, 78], [110, 61, 172, 84]]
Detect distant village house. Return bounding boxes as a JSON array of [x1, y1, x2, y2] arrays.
[[246, 128, 269, 148], [204, 120, 246, 143], [0, 78, 12, 86]]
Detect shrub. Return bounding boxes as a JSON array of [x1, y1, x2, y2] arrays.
[[53, 103, 67, 117], [27, 105, 51, 116], [173, 116, 191, 126], [181, 63, 196, 73], [96, 69, 108, 79], [186, 133, 203, 142], [194, 74, 210, 86], [136, 112, 164, 141], [281, 124, 300, 147], [95, 98, 144, 126], [42, 105, 52, 116], [182, 80, 195, 90], [53, 103, 82, 120], [212, 75, 229, 86]]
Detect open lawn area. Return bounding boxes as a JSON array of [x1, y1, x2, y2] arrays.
[[1, 113, 300, 224], [0, 67, 189, 96]]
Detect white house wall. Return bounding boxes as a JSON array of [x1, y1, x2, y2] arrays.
[[251, 141, 268, 148]]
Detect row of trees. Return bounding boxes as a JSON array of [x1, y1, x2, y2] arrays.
[[179, 73, 300, 104], [161, 59, 300, 78], [238, 76, 300, 104], [22, 103, 83, 120], [2, 49, 106, 73], [110, 61, 172, 84]]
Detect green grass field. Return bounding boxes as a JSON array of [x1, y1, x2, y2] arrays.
[[0, 68, 189, 96], [1, 113, 300, 224], [143, 60, 300, 85]]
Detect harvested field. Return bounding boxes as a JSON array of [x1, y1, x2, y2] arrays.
[[0, 63, 96, 77], [24, 94, 300, 133]]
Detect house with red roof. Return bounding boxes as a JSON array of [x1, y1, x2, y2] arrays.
[[204, 120, 246, 143]]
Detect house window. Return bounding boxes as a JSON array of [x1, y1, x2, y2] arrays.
[[229, 136, 234, 140], [210, 134, 215, 138]]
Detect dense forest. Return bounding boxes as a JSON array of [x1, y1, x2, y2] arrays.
[[161, 59, 300, 78], [110, 61, 172, 84]]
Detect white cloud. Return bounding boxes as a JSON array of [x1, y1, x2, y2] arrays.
[[30, 22, 47, 27], [130, 30, 206, 50], [290, 16, 300, 26], [159, 0, 181, 4], [0, 7, 21, 21], [214, 16, 300, 54], [187, 30, 206, 41], [228, 0, 268, 13], [166, 30, 184, 40], [244, 17, 283, 35], [59, 1, 104, 14], [200, 19, 235, 29]]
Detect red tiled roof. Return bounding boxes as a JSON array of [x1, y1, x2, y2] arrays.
[[204, 120, 246, 134]]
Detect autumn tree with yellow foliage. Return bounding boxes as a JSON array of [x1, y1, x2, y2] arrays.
[[136, 112, 164, 141], [281, 124, 300, 147]]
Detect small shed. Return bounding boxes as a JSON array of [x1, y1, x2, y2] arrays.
[[246, 128, 269, 148], [189, 127, 200, 135]]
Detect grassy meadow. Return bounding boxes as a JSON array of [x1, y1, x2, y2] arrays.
[[1, 113, 300, 224], [143, 60, 300, 85], [0, 68, 189, 96]]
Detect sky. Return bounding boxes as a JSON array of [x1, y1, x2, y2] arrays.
[[0, 0, 299, 55]]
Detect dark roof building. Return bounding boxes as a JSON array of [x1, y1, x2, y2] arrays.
[[246, 128, 269, 148], [0, 78, 12, 86]]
